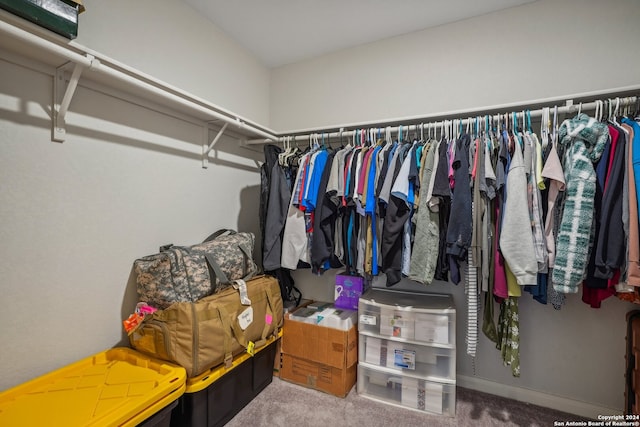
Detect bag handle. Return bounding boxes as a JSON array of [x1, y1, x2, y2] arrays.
[[203, 229, 237, 242], [237, 242, 253, 279], [203, 231, 253, 283], [204, 253, 230, 285], [216, 306, 236, 368], [259, 287, 278, 345], [218, 305, 250, 349], [218, 286, 277, 353]]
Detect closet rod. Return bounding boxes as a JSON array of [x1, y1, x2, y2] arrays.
[[245, 85, 640, 145], [0, 18, 279, 142]]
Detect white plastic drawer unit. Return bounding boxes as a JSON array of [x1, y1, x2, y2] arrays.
[[357, 364, 456, 416], [358, 334, 455, 382], [358, 289, 456, 347]]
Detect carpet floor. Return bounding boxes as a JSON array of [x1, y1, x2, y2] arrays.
[[225, 377, 587, 427]]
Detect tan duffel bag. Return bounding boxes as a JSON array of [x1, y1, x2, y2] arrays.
[[130, 275, 283, 377]]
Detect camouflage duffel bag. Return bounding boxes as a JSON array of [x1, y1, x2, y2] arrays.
[[134, 229, 258, 309]]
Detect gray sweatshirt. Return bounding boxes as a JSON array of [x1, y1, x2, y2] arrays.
[[499, 136, 538, 286]]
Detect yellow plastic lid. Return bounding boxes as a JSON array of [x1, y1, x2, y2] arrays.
[[0, 347, 186, 427]]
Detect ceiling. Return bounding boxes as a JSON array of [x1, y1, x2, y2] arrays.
[[181, 0, 537, 68]]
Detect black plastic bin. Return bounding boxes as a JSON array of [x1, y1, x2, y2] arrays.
[[171, 332, 280, 427]]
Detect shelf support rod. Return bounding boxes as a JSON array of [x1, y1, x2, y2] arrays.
[[202, 122, 228, 168], [53, 60, 86, 142]]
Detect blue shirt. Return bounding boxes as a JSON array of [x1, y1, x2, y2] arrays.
[[302, 150, 328, 212]]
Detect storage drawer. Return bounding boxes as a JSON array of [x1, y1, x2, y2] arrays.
[[358, 290, 455, 346], [359, 334, 455, 382], [357, 364, 455, 416]]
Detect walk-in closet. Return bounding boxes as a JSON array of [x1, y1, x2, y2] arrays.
[[1, 0, 640, 425]]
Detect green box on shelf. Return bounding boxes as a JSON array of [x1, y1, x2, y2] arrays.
[[0, 0, 85, 39]]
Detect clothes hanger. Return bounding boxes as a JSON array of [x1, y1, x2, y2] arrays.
[[283, 136, 295, 165], [625, 97, 633, 118], [553, 105, 558, 148], [483, 115, 489, 146], [599, 100, 604, 121], [279, 136, 292, 166], [540, 107, 550, 150], [612, 97, 620, 126], [622, 96, 629, 117]]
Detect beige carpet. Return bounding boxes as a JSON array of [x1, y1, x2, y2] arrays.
[[225, 377, 587, 427]]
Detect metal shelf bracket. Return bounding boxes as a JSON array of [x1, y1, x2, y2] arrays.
[[202, 122, 228, 168], [52, 59, 87, 142]]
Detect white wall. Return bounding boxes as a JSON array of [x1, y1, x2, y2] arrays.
[[76, 0, 270, 125], [0, 2, 265, 389], [276, 0, 640, 415], [2, 0, 639, 416], [270, 0, 640, 130]]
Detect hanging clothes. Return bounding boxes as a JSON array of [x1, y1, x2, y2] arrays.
[[624, 120, 640, 287], [433, 139, 452, 282], [409, 141, 440, 284], [281, 153, 313, 269], [391, 142, 418, 277], [310, 151, 339, 273], [524, 132, 549, 304], [382, 142, 413, 285], [552, 114, 609, 293], [499, 133, 538, 286], [541, 141, 565, 270], [446, 134, 473, 283], [582, 122, 626, 307], [497, 297, 520, 378], [261, 144, 292, 271]]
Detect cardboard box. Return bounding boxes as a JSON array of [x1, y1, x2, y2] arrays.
[[280, 314, 357, 397]]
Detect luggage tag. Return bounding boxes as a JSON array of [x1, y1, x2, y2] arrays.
[[233, 279, 252, 306], [238, 306, 254, 330]]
